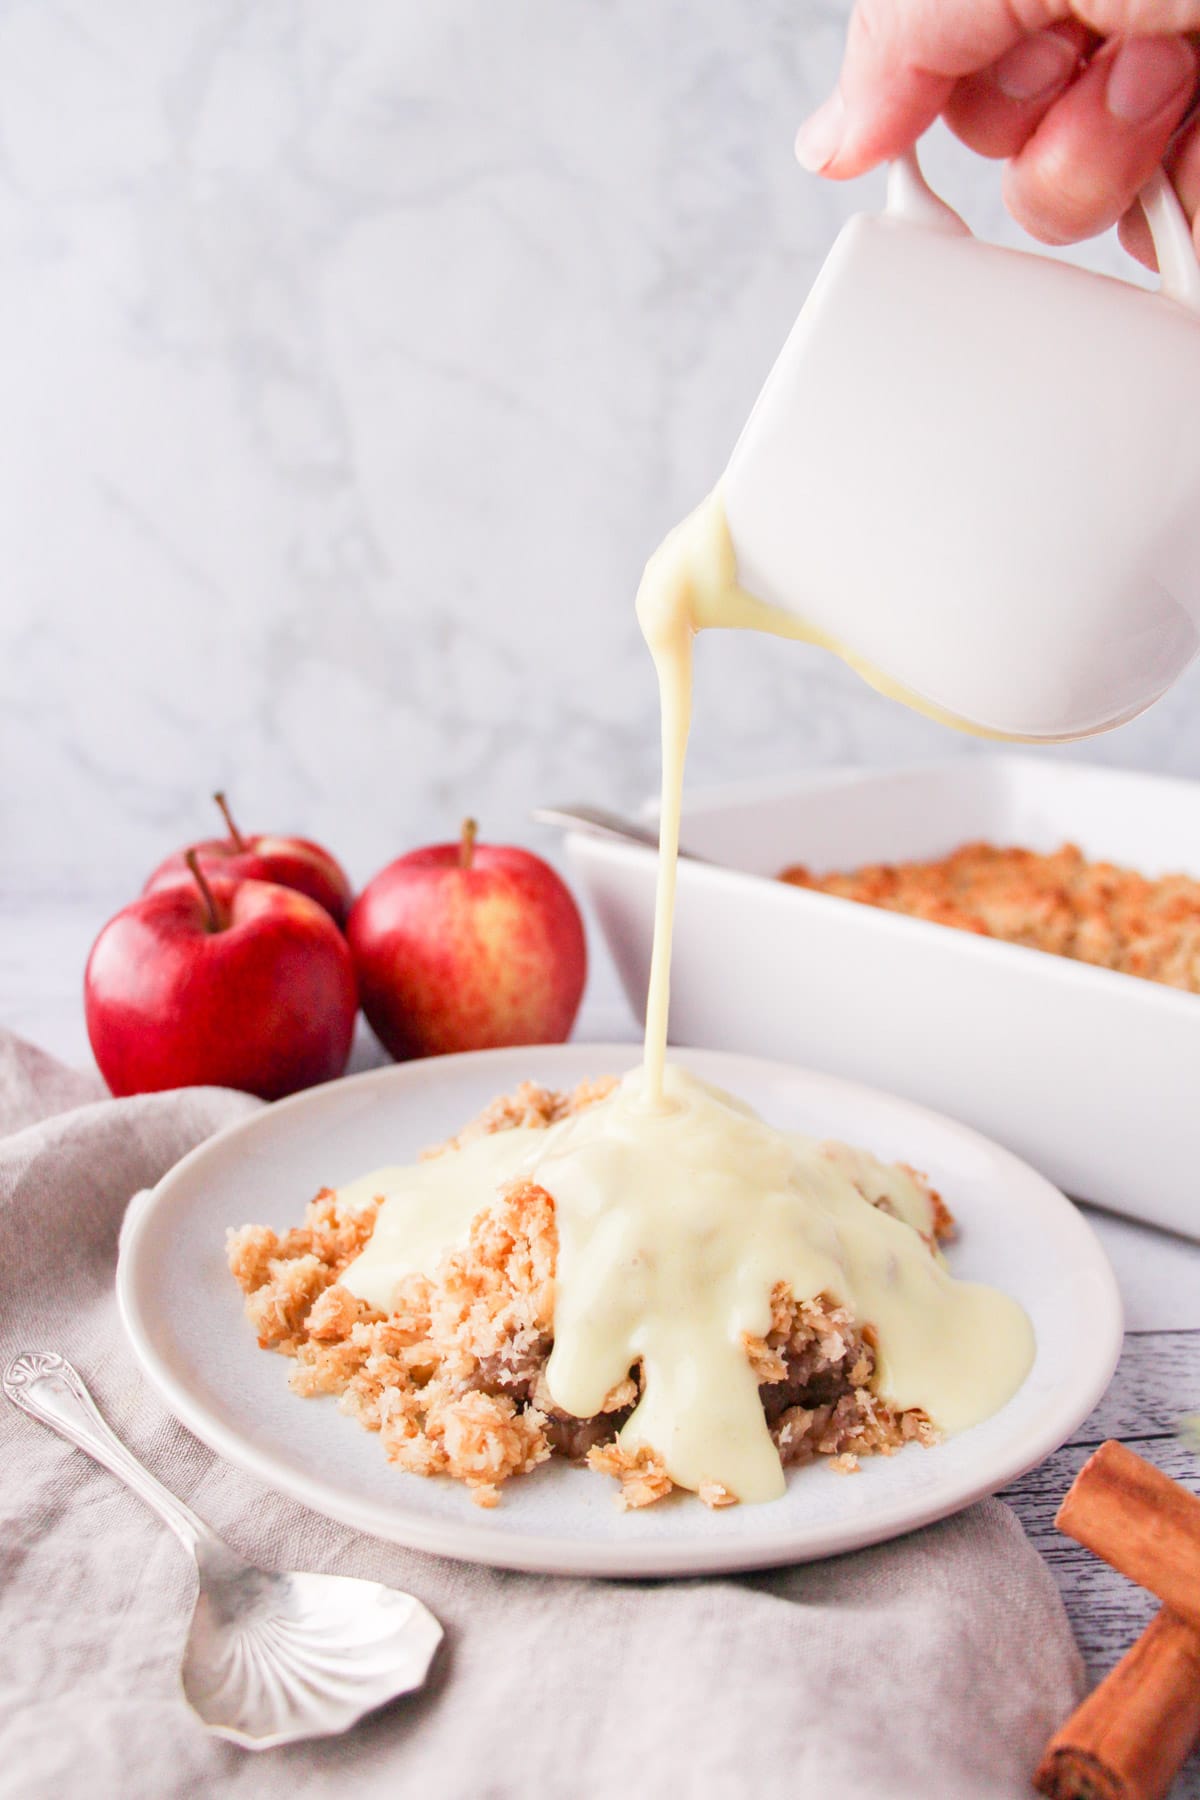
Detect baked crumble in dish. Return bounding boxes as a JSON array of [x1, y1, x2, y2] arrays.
[[227, 1077, 951, 1511], [781, 841, 1200, 993]]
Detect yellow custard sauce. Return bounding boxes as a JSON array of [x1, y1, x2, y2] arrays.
[[341, 1065, 1033, 1503], [334, 485, 1036, 1506]]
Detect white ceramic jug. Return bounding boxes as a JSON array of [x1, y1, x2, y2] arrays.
[[721, 145, 1200, 740]]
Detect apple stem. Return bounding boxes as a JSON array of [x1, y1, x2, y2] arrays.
[[213, 790, 247, 852], [459, 817, 478, 871], [186, 849, 222, 933]]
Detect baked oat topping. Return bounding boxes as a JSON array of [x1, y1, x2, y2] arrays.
[[227, 1079, 950, 1510], [781, 841, 1200, 993]]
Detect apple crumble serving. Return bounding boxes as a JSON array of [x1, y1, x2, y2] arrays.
[[227, 1077, 952, 1511], [781, 841, 1200, 993]]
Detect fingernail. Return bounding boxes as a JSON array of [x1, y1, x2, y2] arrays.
[[795, 89, 846, 173], [1106, 34, 1196, 125], [992, 31, 1080, 103]]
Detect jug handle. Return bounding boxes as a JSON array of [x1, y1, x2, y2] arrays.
[[886, 149, 970, 235], [887, 145, 1200, 314], [1139, 168, 1200, 312]]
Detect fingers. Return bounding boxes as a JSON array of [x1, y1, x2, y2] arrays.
[[796, 0, 1067, 176], [1077, 1, 1200, 30], [795, 0, 1200, 180], [1002, 34, 1198, 242], [944, 23, 1093, 160], [1118, 109, 1200, 263], [796, 0, 1072, 176]]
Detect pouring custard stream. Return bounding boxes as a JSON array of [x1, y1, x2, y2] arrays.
[[638, 492, 1023, 1105], [335, 488, 1035, 1506]]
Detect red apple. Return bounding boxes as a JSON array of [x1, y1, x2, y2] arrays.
[[144, 793, 353, 926], [347, 819, 586, 1059], [86, 854, 358, 1100]]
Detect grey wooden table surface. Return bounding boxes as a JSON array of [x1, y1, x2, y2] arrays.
[[1004, 1311, 1200, 1797], [1004, 1332, 1200, 1675], [6, 900, 1200, 1795]]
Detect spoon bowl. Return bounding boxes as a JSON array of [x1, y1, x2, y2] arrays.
[[181, 1548, 444, 1748]]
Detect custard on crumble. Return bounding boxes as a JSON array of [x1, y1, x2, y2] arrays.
[[227, 1078, 949, 1511]]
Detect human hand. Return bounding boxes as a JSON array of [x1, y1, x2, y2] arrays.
[[795, 2, 1200, 269]]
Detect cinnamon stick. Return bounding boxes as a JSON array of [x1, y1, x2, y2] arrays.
[[1035, 1606, 1200, 1800], [1035, 1441, 1200, 1800], [1056, 1441, 1200, 1636]]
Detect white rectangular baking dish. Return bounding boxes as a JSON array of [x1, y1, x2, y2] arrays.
[[566, 757, 1200, 1239]]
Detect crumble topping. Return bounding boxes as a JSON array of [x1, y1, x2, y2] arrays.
[[228, 1079, 947, 1509], [781, 840, 1200, 993]]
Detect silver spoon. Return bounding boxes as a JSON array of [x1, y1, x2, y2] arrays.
[[4, 1351, 443, 1750], [532, 803, 713, 862]]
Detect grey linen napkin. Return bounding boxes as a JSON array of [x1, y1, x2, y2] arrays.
[[0, 1027, 1083, 1800]]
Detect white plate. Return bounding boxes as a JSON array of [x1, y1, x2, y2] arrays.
[[117, 1043, 1121, 1578]]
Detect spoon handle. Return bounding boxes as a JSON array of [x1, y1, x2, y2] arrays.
[[532, 803, 662, 849], [533, 803, 710, 862], [5, 1350, 225, 1560]]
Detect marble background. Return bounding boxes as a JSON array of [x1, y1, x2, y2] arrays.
[[3, 0, 1200, 1017]]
